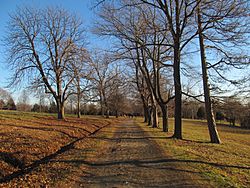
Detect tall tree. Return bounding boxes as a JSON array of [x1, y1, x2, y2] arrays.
[[123, 0, 200, 138], [70, 47, 92, 118], [133, 62, 150, 123], [195, 0, 249, 143], [107, 67, 127, 118], [95, 1, 174, 129], [89, 52, 118, 118], [4, 7, 86, 119], [196, 2, 220, 143], [17, 89, 30, 112], [0, 88, 16, 110]]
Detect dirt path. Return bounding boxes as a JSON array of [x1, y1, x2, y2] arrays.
[[1, 119, 212, 187], [72, 119, 212, 188]]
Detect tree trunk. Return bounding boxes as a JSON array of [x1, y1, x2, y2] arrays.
[[57, 102, 65, 120], [152, 105, 159, 128], [197, 4, 221, 144], [70, 101, 73, 114], [106, 109, 110, 118], [100, 95, 105, 117], [172, 42, 182, 139], [101, 103, 104, 117], [143, 104, 148, 123], [148, 106, 152, 126], [39, 98, 42, 113], [77, 94, 81, 118], [115, 110, 118, 118], [160, 104, 168, 132]]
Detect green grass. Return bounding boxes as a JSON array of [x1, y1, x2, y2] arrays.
[[136, 118, 250, 188]]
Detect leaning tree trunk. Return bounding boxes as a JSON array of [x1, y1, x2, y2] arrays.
[[150, 93, 159, 128], [197, 4, 221, 144], [160, 104, 168, 132]]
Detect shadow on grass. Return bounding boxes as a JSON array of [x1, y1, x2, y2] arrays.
[[0, 124, 108, 184], [0, 152, 25, 169], [0, 137, 81, 183]]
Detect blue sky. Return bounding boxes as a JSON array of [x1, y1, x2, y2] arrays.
[[0, 0, 107, 101], [0, 1, 248, 103]]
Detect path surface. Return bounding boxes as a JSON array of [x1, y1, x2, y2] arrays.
[[74, 120, 211, 188]]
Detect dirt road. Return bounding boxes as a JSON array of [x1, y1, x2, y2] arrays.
[[2, 114, 249, 187], [70, 120, 212, 187], [1, 119, 213, 187]]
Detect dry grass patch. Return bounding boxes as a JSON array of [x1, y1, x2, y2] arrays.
[[0, 110, 120, 187]]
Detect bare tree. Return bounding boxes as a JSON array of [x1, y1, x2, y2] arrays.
[[89, 52, 118, 118], [69, 47, 92, 118], [107, 68, 127, 118], [17, 89, 31, 112], [196, 2, 220, 143], [95, 1, 176, 129], [0, 88, 16, 110], [4, 7, 86, 119], [194, 0, 249, 143], [133, 62, 151, 123], [137, 0, 200, 138], [34, 87, 48, 113], [0, 88, 12, 106]]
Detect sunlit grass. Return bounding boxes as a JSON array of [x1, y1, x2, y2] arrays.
[[136, 117, 250, 187], [0, 110, 120, 187]]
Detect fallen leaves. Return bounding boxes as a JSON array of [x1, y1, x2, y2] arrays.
[[0, 111, 112, 187]]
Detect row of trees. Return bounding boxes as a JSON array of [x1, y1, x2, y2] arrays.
[[3, 6, 147, 120], [2, 86, 249, 128], [4, 7, 129, 119], [93, 0, 249, 143], [0, 87, 140, 116], [3, 1, 250, 143]]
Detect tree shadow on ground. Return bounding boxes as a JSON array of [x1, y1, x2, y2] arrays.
[[0, 123, 107, 184], [1, 120, 248, 186], [51, 158, 250, 170], [0, 152, 25, 169], [49, 157, 249, 187], [0, 137, 81, 183]]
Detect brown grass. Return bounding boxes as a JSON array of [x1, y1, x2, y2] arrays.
[[0, 110, 120, 187], [1, 111, 249, 187]]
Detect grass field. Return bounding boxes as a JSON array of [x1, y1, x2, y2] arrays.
[[0, 110, 121, 187], [0, 110, 249, 187], [137, 118, 250, 187]]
